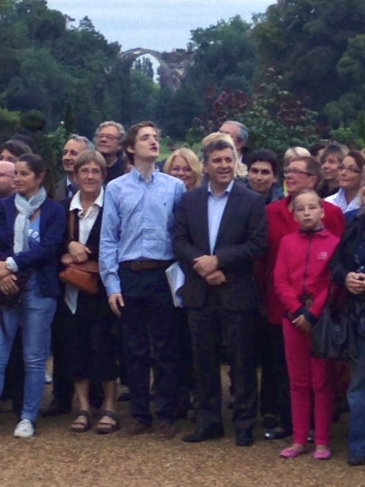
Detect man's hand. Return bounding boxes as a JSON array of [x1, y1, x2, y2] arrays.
[[0, 261, 10, 279], [68, 242, 91, 263], [0, 274, 19, 295], [345, 272, 365, 295], [108, 293, 125, 317], [292, 314, 311, 334], [205, 270, 227, 286], [193, 255, 218, 278]]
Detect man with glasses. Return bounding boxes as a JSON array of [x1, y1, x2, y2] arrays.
[[0, 161, 15, 198], [94, 121, 127, 183], [261, 155, 345, 442]]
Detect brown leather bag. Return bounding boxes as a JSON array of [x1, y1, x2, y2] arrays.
[[59, 210, 100, 294]]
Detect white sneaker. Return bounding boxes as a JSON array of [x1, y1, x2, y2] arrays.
[[14, 419, 34, 438], [45, 371, 52, 384]]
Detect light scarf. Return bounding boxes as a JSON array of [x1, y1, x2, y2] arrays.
[[13, 187, 47, 253]]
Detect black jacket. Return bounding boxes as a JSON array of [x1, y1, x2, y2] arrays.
[[173, 182, 267, 311]]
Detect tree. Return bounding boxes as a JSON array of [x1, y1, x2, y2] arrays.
[[133, 57, 154, 80]]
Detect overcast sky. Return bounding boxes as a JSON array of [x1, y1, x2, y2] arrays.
[[47, 0, 274, 52]]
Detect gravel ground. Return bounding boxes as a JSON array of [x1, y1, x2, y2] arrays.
[[0, 368, 363, 487]]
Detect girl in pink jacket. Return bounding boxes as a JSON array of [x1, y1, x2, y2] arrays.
[[274, 189, 340, 460]]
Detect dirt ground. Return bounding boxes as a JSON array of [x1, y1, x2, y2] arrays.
[[0, 368, 363, 487]]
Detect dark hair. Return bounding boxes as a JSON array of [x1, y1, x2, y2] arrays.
[[203, 138, 235, 164], [290, 156, 322, 189], [309, 143, 326, 158], [18, 153, 54, 199], [247, 149, 278, 174], [11, 134, 37, 153], [122, 121, 160, 164], [2, 139, 32, 158], [346, 150, 365, 171]]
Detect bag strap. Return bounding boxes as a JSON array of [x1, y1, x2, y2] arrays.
[[68, 210, 76, 241]]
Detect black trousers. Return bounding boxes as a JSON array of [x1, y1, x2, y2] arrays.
[[268, 323, 292, 432], [120, 267, 178, 424], [51, 299, 74, 408], [188, 293, 258, 431]]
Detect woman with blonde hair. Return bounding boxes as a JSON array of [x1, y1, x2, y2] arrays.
[[164, 148, 202, 191]]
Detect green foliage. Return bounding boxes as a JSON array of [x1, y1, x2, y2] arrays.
[[63, 102, 76, 135], [20, 110, 46, 132], [0, 107, 20, 134], [133, 57, 154, 80]]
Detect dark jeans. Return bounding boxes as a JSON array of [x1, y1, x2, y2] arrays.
[[119, 267, 178, 424], [348, 334, 365, 458], [268, 323, 292, 431], [1, 328, 24, 414], [188, 292, 258, 431]]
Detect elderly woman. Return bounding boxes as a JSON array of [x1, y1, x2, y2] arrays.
[[318, 143, 349, 198], [326, 150, 365, 214], [164, 148, 202, 191], [331, 183, 365, 466], [60, 150, 118, 434], [0, 153, 65, 438]]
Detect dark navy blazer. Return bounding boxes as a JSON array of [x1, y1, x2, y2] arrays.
[[0, 194, 66, 298]]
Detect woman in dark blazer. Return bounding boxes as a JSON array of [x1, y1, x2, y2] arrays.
[[60, 150, 118, 434], [0, 153, 66, 438]]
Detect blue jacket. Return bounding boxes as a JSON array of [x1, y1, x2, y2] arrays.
[[0, 194, 66, 298]]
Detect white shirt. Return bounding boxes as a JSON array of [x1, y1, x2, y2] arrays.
[[325, 188, 361, 214], [65, 188, 104, 314]]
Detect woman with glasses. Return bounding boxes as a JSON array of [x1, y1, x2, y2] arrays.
[[261, 156, 345, 441], [325, 151, 365, 214], [60, 150, 118, 434]]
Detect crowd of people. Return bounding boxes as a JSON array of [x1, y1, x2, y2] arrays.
[[0, 119, 365, 467]]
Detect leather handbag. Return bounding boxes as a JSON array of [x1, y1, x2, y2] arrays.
[[59, 261, 99, 294], [59, 210, 100, 295], [0, 269, 31, 308], [311, 288, 357, 360]]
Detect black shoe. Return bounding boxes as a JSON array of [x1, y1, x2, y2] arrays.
[[263, 414, 278, 430], [182, 423, 224, 443], [307, 432, 315, 443], [348, 457, 365, 466], [41, 401, 72, 418], [264, 427, 292, 440], [236, 428, 254, 447]]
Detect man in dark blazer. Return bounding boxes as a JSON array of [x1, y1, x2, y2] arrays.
[[173, 136, 267, 446]]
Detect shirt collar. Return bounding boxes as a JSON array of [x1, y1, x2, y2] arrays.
[[207, 180, 234, 196], [131, 166, 159, 183], [69, 187, 104, 211]]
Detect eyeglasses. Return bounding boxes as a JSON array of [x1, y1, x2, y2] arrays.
[[284, 168, 312, 177], [338, 165, 361, 174], [96, 134, 119, 141], [0, 172, 14, 178], [78, 168, 102, 176]]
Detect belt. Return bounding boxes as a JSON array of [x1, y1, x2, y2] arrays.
[[120, 260, 174, 271]]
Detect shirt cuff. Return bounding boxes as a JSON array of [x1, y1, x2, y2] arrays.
[[6, 257, 18, 272]]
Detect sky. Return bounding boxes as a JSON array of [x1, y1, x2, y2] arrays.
[[46, 0, 274, 53]]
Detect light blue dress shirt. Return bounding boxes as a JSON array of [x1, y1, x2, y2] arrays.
[[99, 167, 185, 296], [207, 180, 234, 254]]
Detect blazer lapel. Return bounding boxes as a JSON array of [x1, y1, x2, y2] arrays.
[[196, 188, 210, 252]]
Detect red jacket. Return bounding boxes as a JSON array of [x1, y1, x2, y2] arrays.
[[263, 196, 345, 324], [274, 229, 340, 320]]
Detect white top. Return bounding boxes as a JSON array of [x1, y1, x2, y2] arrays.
[[64, 188, 104, 314], [325, 188, 361, 214]]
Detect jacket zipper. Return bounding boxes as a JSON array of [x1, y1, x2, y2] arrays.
[[302, 235, 313, 297]]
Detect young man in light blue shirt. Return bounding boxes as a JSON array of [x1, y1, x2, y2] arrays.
[[100, 121, 185, 438]]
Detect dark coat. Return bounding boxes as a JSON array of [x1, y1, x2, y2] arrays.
[[173, 182, 267, 311], [0, 195, 66, 297], [54, 176, 68, 203]]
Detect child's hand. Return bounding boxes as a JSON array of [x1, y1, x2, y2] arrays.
[[292, 314, 311, 334]]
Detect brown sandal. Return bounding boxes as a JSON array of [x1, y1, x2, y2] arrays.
[[95, 410, 120, 435], [70, 410, 92, 433]]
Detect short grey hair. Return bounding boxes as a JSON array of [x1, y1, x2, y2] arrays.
[[94, 121, 125, 142], [69, 134, 94, 150], [224, 121, 249, 142]]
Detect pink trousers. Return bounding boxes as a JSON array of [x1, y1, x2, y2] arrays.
[[283, 318, 333, 445]]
